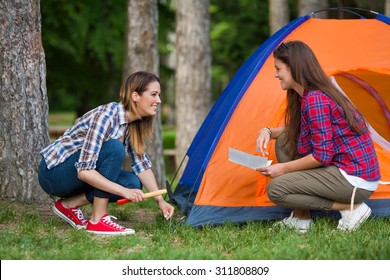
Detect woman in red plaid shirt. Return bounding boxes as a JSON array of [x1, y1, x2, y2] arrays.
[[256, 41, 381, 234]]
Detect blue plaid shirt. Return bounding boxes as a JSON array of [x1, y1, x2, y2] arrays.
[[40, 102, 152, 174]]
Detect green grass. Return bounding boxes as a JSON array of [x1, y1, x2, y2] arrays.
[[1, 199, 389, 260], [48, 111, 76, 126], [18, 112, 390, 260], [162, 130, 175, 150]]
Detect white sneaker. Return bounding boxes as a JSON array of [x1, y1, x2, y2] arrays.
[[337, 203, 371, 232], [275, 211, 313, 234]]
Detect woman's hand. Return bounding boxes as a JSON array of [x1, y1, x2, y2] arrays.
[[136, 169, 174, 219], [256, 128, 271, 156], [257, 154, 323, 178], [157, 199, 175, 220], [256, 163, 286, 178], [123, 189, 147, 203]]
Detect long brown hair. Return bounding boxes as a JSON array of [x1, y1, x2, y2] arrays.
[[273, 41, 367, 159], [119, 71, 160, 155]]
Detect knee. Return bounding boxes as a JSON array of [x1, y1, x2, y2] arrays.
[[100, 139, 125, 161], [118, 171, 142, 189], [266, 179, 284, 204]]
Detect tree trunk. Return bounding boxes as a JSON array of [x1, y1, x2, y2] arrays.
[[298, 0, 328, 18], [122, 0, 165, 188], [386, 0, 390, 17], [175, 0, 211, 178], [269, 0, 289, 35], [0, 0, 50, 203]]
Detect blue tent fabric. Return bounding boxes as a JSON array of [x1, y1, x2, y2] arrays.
[[185, 206, 292, 227], [184, 200, 390, 228], [378, 13, 390, 24]]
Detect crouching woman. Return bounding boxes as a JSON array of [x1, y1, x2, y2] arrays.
[[38, 71, 174, 235], [256, 41, 381, 233]]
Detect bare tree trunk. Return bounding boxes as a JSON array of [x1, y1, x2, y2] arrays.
[[298, 0, 328, 18], [122, 0, 165, 188], [0, 0, 50, 203], [269, 0, 289, 35], [175, 0, 211, 178], [386, 0, 390, 16]]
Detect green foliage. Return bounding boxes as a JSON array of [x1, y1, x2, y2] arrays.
[[41, 0, 274, 115], [39, 0, 384, 148], [41, 0, 384, 117], [158, 0, 176, 56], [41, 0, 127, 115], [1, 199, 390, 260], [209, 0, 269, 99], [162, 129, 176, 176]]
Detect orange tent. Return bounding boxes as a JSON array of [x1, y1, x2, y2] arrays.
[[173, 9, 390, 226]]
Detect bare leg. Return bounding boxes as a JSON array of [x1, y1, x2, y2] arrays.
[[90, 197, 109, 222], [61, 193, 89, 209], [332, 202, 360, 211], [292, 209, 311, 219]]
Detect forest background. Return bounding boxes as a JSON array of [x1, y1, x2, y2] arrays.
[[1, 0, 389, 204], [42, 0, 388, 117], [1, 0, 390, 265], [43, 0, 389, 187]]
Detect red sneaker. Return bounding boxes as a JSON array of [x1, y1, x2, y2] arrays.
[[52, 200, 88, 229], [86, 214, 135, 235]]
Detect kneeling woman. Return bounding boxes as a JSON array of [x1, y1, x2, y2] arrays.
[[256, 41, 380, 233], [39, 71, 174, 235]]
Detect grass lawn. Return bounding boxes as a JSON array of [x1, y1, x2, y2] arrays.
[[7, 112, 387, 262], [48, 111, 77, 126], [0, 197, 389, 260]]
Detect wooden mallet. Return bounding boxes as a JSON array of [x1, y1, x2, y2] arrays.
[[117, 189, 167, 205]]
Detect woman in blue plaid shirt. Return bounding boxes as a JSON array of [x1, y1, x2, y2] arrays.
[[39, 71, 174, 235]]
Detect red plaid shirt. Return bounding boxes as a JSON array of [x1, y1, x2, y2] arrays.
[[297, 89, 381, 181]]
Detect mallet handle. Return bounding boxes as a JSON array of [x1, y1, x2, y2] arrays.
[[117, 189, 167, 205]]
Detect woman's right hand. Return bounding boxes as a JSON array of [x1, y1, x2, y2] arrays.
[[256, 128, 271, 156], [123, 189, 146, 203]]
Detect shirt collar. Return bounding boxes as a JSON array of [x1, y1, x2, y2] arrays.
[[302, 88, 310, 97]]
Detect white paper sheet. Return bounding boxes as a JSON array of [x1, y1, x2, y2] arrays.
[[228, 148, 272, 169]]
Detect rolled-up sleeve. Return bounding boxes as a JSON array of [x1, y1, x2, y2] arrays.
[[304, 94, 334, 165], [75, 109, 112, 172], [127, 145, 152, 175]]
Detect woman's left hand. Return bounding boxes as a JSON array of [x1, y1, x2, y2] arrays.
[[256, 163, 286, 178], [157, 200, 175, 220]]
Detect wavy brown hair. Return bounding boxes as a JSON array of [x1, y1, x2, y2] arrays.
[[273, 41, 367, 159], [119, 71, 160, 155]]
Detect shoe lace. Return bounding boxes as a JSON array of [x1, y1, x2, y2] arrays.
[[102, 215, 125, 230], [71, 207, 87, 224], [339, 186, 358, 229], [349, 187, 357, 219]]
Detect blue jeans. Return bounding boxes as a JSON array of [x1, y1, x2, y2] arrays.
[[38, 139, 142, 203]]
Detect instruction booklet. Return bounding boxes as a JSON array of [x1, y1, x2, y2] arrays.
[[228, 148, 272, 169]]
